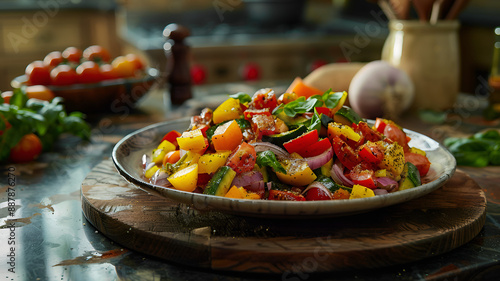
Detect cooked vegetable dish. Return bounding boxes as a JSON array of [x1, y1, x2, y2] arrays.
[[142, 88, 431, 201]]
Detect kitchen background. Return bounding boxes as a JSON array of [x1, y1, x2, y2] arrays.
[[0, 0, 499, 95]]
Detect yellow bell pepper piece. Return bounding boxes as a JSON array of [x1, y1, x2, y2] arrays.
[[349, 184, 375, 199], [144, 165, 159, 179], [168, 164, 198, 192], [224, 186, 261, 200], [152, 140, 176, 165], [276, 159, 317, 186], [379, 142, 405, 179], [330, 91, 348, 115], [175, 151, 201, 172], [328, 122, 361, 142], [213, 98, 242, 124], [374, 169, 387, 178], [177, 129, 208, 152], [410, 147, 426, 156], [198, 151, 231, 174]]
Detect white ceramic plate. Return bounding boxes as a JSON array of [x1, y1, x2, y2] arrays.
[[112, 117, 456, 219]]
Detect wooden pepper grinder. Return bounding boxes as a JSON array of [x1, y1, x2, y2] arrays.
[[163, 23, 192, 105]]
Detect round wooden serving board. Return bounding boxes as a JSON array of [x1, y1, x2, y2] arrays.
[[81, 159, 486, 273]]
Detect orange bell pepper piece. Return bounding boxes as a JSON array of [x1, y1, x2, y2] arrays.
[[211, 120, 243, 152]]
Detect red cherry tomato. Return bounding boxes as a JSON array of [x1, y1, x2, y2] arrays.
[[99, 64, 119, 80], [305, 187, 331, 201], [10, 133, 43, 163], [1, 91, 13, 104], [43, 51, 64, 68], [25, 61, 51, 85], [112, 56, 135, 78], [125, 53, 145, 70], [226, 142, 257, 174], [62, 47, 82, 63], [76, 61, 102, 84], [50, 64, 78, 86], [83, 45, 111, 63]]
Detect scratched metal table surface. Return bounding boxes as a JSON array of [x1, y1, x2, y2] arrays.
[[1, 87, 500, 281]]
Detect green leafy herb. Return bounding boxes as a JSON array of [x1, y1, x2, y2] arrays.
[[256, 150, 286, 174], [444, 129, 500, 167], [310, 90, 345, 109], [229, 92, 251, 104], [273, 96, 322, 117], [308, 110, 322, 135], [0, 89, 91, 162]]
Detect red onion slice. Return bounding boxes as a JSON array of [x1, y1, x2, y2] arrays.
[[330, 159, 354, 187], [231, 171, 263, 188], [250, 142, 290, 159], [151, 169, 172, 187], [304, 146, 333, 170], [373, 189, 388, 196], [301, 181, 333, 200], [376, 177, 399, 192]]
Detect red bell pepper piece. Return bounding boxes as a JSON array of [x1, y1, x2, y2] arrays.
[[314, 106, 330, 117], [374, 118, 388, 134], [298, 138, 331, 158], [268, 190, 306, 201], [161, 130, 182, 148], [283, 130, 319, 154]]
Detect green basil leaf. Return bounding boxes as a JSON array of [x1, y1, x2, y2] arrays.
[[10, 88, 28, 108], [323, 91, 344, 109], [308, 111, 321, 135], [256, 150, 286, 174], [229, 92, 251, 104]]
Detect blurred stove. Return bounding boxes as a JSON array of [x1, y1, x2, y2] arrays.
[[122, 16, 386, 85]]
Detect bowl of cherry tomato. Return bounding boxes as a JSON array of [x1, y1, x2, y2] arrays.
[[11, 45, 160, 114]]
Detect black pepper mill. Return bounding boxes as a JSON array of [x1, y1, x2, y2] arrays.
[[163, 23, 192, 105]]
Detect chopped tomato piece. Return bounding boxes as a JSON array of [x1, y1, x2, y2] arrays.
[[250, 88, 278, 111], [358, 143, 384, 165], [331, 136, 359, 170], [268, 190, 306, 201], [356, 122, 383, 143], [243, 108, 271, 120], [163, 150, 181, 165], [226, 142, 257, 174], [283, 130, 318, 154], [349, 165, 376, 189], [305, 187, 331, 201], [405, 152, 431, 177], [251, 114, 276, 139], [383, 123, 409, 150]]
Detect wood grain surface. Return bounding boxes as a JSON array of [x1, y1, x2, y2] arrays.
[[81, 159, 487, 273]]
